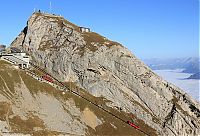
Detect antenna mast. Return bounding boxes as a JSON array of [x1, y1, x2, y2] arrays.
[[49, 1, 52, 13]]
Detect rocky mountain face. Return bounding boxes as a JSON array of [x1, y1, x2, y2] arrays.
[[0, 45, 6, 52], [0, 61, 148, 136], [6, 12, 200, 135]]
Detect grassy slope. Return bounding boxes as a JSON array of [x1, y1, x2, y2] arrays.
[[0, 60, 157, 136]]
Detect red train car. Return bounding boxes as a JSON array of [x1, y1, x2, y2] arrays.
[[127, 121, 140, 129], [42, 75, 54, 83]]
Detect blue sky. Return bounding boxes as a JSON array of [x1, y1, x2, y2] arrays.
[[0, 0, 198, 59]]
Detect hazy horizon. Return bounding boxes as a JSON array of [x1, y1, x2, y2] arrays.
[[154, 69, 199, 101], [0, 0, 198, 59]]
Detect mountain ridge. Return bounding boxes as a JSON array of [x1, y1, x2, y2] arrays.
[[143, 57, 199, 74], [188, 72, 200, 80], [3, 12, 200, 135]]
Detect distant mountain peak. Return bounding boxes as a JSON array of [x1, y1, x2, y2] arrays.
[[188, 72, 200, 79], [143, 57, 200, 74]]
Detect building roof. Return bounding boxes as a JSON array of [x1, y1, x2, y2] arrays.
[[10, 47, 22, 53]]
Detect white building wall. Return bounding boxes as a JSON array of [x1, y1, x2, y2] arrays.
[[13, 53, 30, 68], [80, 27, 90, 33]]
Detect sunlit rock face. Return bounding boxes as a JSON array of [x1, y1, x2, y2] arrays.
[[7, 12, 200, 136]]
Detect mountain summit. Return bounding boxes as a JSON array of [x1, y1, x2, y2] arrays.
[[1, 12, 199, 135]]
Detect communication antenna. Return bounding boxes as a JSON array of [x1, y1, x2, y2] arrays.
[[34, 8, 36, 12], [49, 1, 52, 13]]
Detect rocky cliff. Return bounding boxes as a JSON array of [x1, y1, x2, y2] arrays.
[[0, 60, 151, 136], [8, 12, 200, 136]]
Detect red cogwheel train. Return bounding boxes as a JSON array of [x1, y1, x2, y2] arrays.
[[42, 74, 54, 83]]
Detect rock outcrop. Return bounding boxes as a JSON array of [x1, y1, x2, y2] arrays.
[[0, 45, 6, 52], [8, 12, 200, 136]]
